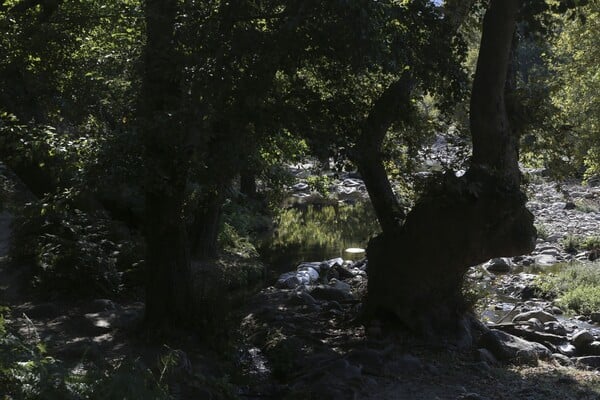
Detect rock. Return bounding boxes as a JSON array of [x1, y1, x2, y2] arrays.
[[558, 343, 577, 357], [565, 201, 576, 210], [475, 348, 498, 366], [275, 272, 301, 289], [310, 285, 355, 302], [519, 285, 540, 300], [544, 321, 567, 336], [552, 306, 564, 315], [546, 234, 564, 245], [575, 356, 600, 370], [552, 353, 574, 367], [25, 303, 61, 319], [525, 318, 544, 332], [320, 257, 344, 269], [583, 341, 600, 356], [485, 258, 512, 273], [332, 265, 355, 280], [342, 178, 362, 187], [382, 354, 423, 376], [540, 247, 561, 257], [534, 254, 557, 266], [480, 329, 551, 365], [513, 310, 558, 324], [572, 330, 595, 349], [297, 262, 322, 273], [292, 182, 309, 191], [296, 266, 319, 282], [590, 312, 600, 323], [347, 348, 385, 375], [287, 291, 317, 306], [276, 267, 319, 289], [89, 299, 117, 312], [458, 393, 488, 400], [329, 278, 352, 293], [328, 358, 362, 380]]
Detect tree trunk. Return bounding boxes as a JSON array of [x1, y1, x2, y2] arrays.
[[240, 169, 257, 198], [139, 0, 193, 328], [190, 187, 223, 260], [354, 75, 412, 234], [365, 0, 536, 341]]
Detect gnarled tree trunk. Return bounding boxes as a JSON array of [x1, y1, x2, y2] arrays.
[[365, 0, 536, 340]]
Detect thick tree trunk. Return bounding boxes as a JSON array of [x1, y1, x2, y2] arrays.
[[366, 0, 535, 341], [191, 187, 223, 260], [144, 191, 193, 326], [139, 0, 193, 328], [240, 169, 257, 198]]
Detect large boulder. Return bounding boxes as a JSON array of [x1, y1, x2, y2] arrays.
[[512, 310, 557, 324], [485, 258, 513, 273], [480, 329, 551, 365]]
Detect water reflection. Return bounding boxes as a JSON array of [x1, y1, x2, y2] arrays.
[[259, 202, 379, 279]]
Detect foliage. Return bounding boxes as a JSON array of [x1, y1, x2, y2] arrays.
[[559, 285, 600, 316], [218, 223, 259, 259], [9, 191, 144, 297], [536, 262, 600, 314], [0, 0, 142, 125], [305, 175, 331, 197], [519, 0, 600, 179], [562, 234, 582, 253], [0, 309, 170, 400], [534, 223, 550, 241], [0, 112, 97, 192], [574, 199, 600, 213], [561, 234, 600, 253]]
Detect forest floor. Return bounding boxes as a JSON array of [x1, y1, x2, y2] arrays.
[[2, 173, 600, 399]]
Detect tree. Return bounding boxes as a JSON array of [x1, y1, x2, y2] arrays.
[[548, 0, 600, 178], [138, 0, 193, 328], [365, 0, 537, 341]]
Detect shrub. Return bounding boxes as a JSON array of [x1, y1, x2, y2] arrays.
[[10, 191, 140, 298], [0, 308, 171, 400], [559, 285, 600, 316], [535, 223, 550, 241], [306, 175, 331, 197], [536, 262, 600, 315], [562, 234, 583, 253], [575, 199, 600, 213]]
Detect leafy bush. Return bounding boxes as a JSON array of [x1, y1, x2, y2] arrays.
[[562, 234, 582, 253], [561, 234, 600, 254], [582, 236, 600, 251], [10, 191, 142, 297], [575, 199, 600, 213], [559, 285, 600, 316], [535, 223, 550, 241], [305, 175, 331, 197], [0, 309, 171, 400], [218, 223, 259, 258], [536, 263, 600, 315]]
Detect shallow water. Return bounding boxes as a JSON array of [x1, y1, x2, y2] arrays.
[[259, 201, 379, 279]]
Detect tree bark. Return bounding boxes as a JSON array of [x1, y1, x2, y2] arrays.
[[139, 0, 193, 328], [240, 169, 257, 198], [365, 0, 536, 341], [470, 0, 521, 187], [354, 75, 412, 234], [190, 186, 223, 260]]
